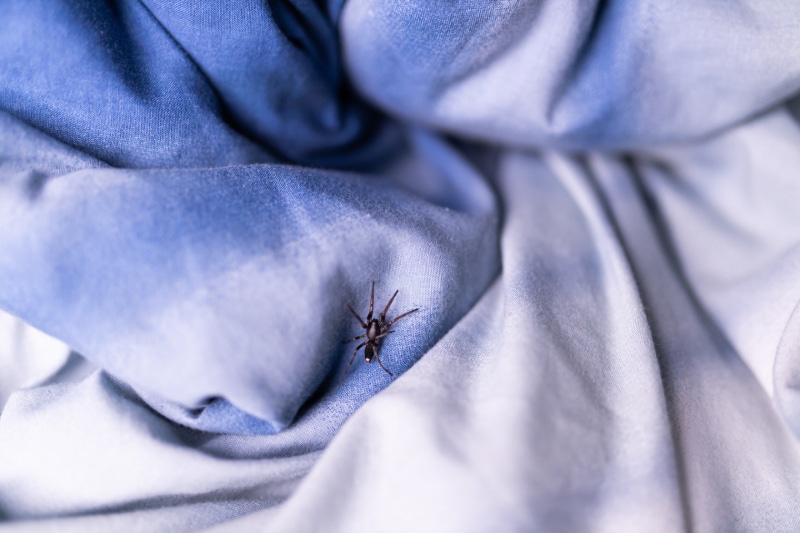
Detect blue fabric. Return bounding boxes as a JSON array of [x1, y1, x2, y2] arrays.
[[4, 1, 800, 531], [0, 0, 497, 434], [0, 0, 392, 168], [343, 1, 800, 148]]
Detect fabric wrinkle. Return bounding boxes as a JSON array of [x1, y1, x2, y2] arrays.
[[2, 1, 800, 531]]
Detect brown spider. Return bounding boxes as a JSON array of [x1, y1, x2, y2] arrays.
[[342, 282, 419, 378]]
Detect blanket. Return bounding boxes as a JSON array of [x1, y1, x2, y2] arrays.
[[2, 1, 800, 531]]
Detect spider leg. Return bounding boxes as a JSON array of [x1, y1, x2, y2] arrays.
[[373, 345, 393, 377], [342, 341, 368, 379], [386, 307, 419, 327], [347, 304, 367, 329], [367, 281, 375, 322], [341, 333, 368, 344], [375, 330, 394, 339], [380, 290, 399, 322]]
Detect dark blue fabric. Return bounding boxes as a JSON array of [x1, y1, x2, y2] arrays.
[[0, 0, 394, 169]]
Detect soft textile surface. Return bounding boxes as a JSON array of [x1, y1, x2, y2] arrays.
[[2, 1, 800, 531]]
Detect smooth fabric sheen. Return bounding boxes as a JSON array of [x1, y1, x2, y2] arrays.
[[2, 1, 800, 531]]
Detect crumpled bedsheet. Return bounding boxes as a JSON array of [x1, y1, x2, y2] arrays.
[[2, 1, 800, 531]]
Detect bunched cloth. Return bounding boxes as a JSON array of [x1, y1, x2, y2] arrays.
[[2, 1, 800, 531]]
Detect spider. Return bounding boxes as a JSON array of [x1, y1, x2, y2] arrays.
[[342, 281, 419, 378]]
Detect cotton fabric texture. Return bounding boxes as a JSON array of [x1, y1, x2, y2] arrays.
[[2, 1, 800, 531]]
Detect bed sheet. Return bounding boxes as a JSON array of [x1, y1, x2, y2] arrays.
[[2, 1, 800, 531]]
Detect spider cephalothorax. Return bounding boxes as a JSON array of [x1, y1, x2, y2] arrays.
[[342, 282, 419, 378]]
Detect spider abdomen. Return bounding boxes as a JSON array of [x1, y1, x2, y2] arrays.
[[364, 344, 375, 363]]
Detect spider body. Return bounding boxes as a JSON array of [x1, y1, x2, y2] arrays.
[[342, 282, 418, 378]]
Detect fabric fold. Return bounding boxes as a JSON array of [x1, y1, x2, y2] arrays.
[[3, 0, 800, 530], [342, 1, 800, 149], [0, 117, 499, 432]]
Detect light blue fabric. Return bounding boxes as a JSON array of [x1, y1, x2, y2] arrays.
[[3, 1, 800, 531], [343, 1, 800, 148]]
